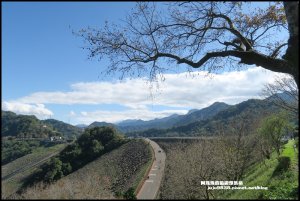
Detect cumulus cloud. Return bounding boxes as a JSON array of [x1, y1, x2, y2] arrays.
[[14, 67, 285, 108], [2, 101, 53, 119], [3, 67, 289, 124]]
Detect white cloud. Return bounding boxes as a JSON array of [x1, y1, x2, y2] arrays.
[[15, 80, 151, 108], [75, 109, 188, 124], [3, 67, 290, 124], [69, 111, 76, 116], [14, 67, 286, 108], [2, 101, 53, 119], [81, 111, 88, 116]]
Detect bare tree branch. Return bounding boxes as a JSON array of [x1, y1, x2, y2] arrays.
[[76, 2, 298, 87], [261, 75, 298, 120]]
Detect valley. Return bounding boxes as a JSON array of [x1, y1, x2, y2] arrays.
[[1, 95, 298, 199], [3, 1, 299, 200]]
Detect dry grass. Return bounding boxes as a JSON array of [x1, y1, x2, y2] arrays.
[[11, 139, 152, 199], [155, 139, 227, 199], [154, 127, 262, 200]]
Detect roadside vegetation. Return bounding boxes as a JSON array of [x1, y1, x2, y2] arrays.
[[10, 139, 153, 199], [156, 138, 225, 199], [220, 139, 298, 199], [154, 111, 298, 199], [155, 138, 298, 200]]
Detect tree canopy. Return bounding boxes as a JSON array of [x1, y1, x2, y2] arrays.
[[77, 2, 298, 88], [258, 111, 294, 156]]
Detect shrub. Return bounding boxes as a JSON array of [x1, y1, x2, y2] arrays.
[[24, 126, 127, 187], [123, 187, 137, 200], [89, 127, 117, 145], [62, 162, 72, 175], [60, 143, 82, 162], [272, 156, 291, 177], [91, 139, 104, 156], [44, 158, 64, 182]]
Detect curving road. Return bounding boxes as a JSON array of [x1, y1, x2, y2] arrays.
[[137, 138, 166, 199]]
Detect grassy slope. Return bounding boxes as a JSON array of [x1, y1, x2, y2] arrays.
[[1, 144, 66, 199], [13, 139, 153, 199], [220, 139, 298, 199]]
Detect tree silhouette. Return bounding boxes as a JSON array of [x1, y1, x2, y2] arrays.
[[77, 2, 298, 88]]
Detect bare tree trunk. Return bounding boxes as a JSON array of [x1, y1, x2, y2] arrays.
[[283, 2, 299, 88]]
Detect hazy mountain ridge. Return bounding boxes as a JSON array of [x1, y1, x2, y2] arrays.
[[2, 93, 291, 139], [75, 124, 88, 128], [173, 102, 230, 127], [115, 102, 230, 133], [125, 98, 280, 137]]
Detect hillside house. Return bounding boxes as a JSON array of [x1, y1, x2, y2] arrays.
[[50, 136, 63, 141]]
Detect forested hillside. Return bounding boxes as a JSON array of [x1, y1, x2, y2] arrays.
[[42, 119, 83, 139], [116, 102, 230, 133], [127, 98, 279, 137], [1, 111, 60, 138], [1, 111, 83, 139], [22, 127, 128, 186], [87, 121, 116, 129]]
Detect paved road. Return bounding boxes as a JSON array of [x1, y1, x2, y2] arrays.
[[149, 136, 216, 140], [137, 138, 166, 199]]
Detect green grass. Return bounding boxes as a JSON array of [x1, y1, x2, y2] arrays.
[[2, 143, 66, 177], [281, 140, 298, 166], [1, 143, 66, 199], [219, 139, 298, 199]]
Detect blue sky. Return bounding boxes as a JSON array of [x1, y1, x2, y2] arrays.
[[2, 2, 289, 125], [3, 2, 136, 98]]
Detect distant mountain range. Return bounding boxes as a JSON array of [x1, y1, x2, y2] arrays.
[[3, 92, 295, 139], [75, 124, 88, 129], [125, 98, 281, 137], [266, 90, 297, 103], [114, 102, 230, 133]]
